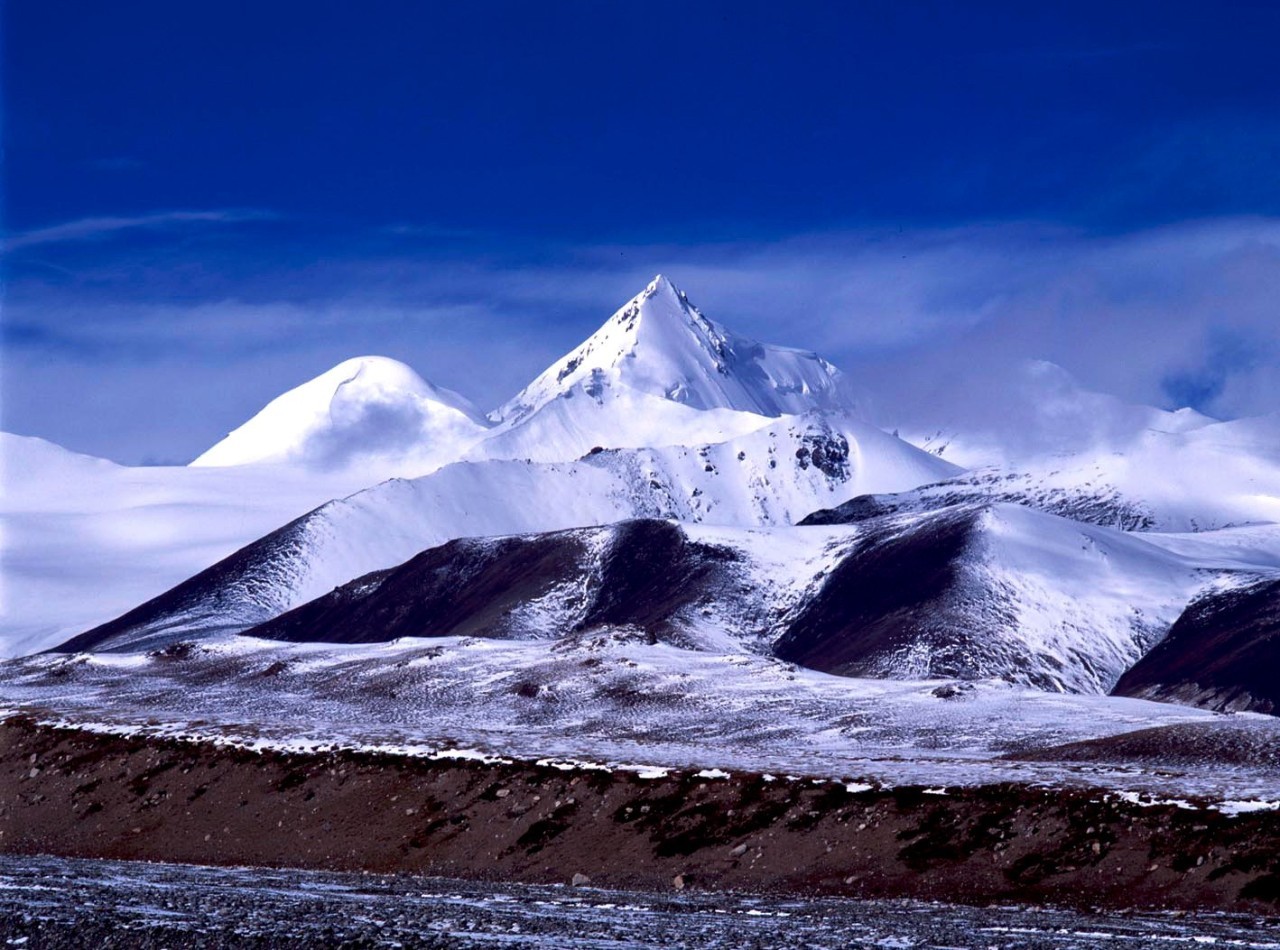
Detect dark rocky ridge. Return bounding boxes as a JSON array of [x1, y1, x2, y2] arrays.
[[243, 506, 1132, 691], [801, 472, 1156, 531], [244, 507, 1056, 686], [251, 519, 745, 647], [775, 505, 997, 679], [1112, 578, 1280, 713], [1008, 719, 1280, 769], [56, 509, 1180, 694]]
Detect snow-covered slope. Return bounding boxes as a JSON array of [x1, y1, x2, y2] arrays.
[[811, 409, 1280, 534], [242, 519, 848, 655], [192, 356, 490, 476], [1114, 575, 1280, 713], [1, 432, 120, 484], [0, 433, 380, 658], [55, 414, 959, 653], [240, 504, 1220, 694], [990, 412, 1280, 532], [776, 502, 1232, 693], [68, 499, 1264, 695]]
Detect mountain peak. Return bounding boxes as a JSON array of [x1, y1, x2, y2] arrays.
[[646, 272, 676, 294], [639, 272, 685, 306], [495, 278, 858, 426], [605, 272, 702, 336], [191, 355, 489, 472]]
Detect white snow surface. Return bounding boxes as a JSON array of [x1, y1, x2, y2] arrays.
[[692, 505, 1277, 694], [961, 411, 1280, 533], [900, 362, 1280, 533], [947, 504, 1216, 693], [192, 356, 491, 475], [495, 275, 858, 427], [0, 433, 383, 658]]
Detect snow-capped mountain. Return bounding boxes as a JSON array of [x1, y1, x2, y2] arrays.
[[56, 414, 958, 653], [186, 276, 865, 474], [471, 274, 864, 463], [814, 409, 1280, 534], [495, 275, 856, 425], [10, 274, 1280, 717], [192, 356, 491, 476], [777, 502, 1233, 693], [2, 277, 939, 658], [67, 501, 1269, 695]]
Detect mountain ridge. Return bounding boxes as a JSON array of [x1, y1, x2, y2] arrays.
[[187, 276, 868, 476]]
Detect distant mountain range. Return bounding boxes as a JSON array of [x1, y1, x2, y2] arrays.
[[6, 275, 1280, 712]]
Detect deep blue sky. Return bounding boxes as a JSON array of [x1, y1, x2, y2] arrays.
[[6, 1, 1280, 462]]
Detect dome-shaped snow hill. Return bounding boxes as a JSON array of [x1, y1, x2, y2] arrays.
[[191, 356, 490, 474]]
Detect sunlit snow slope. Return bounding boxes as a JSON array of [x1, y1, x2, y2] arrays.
[[192, 356, 491, 476], [476, 275, 863, 462], [0, 434, 376, 657]]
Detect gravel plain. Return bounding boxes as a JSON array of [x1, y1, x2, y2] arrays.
[[4, 854, 1280, 949]]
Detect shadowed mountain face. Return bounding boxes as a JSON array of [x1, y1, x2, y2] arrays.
[[773, 506, 997, 680], [1112, 578, 1280, 714], [246, 520, 745, 648], [239, 503, 1175, 694], [248, 508, 1022, 681]]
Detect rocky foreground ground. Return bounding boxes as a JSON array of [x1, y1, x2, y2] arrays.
[[5, 715, 1280, 918], [7, 853, 1280, 949]]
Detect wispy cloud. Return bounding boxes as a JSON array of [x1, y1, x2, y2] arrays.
[[5, 209, 275, 250], [6, 215, 1280, 463]]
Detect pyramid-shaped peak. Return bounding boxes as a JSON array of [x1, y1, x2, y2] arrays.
[[643, 273, 680, 298], [612, 273, 699, 324], [494, 278, 859, 426]]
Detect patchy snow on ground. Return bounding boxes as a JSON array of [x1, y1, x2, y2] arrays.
[[5, 633, 1280, 803]]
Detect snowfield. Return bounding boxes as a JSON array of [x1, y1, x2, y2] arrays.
[[0, 433, 380, 657], [192, 355, 492, 473]]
